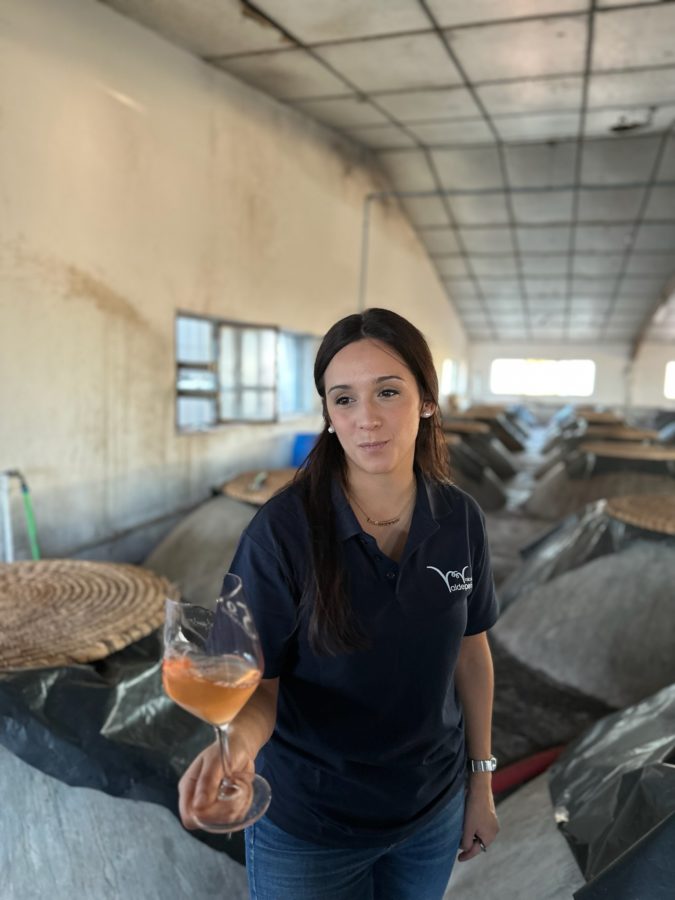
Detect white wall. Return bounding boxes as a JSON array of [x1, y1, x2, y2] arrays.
[[469, 340, 675, 412], [468, 342, 633, 407], [632, 342, 675, 409], [0, 0, 468, 561]]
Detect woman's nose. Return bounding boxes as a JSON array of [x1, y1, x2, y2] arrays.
[[358, 399, 381, 429]]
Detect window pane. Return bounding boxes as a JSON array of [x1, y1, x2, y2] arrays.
[[241, 329, 260, 385], [259, 329, 277, 387], [219, 388, 238, 420], [441, 359, 457, 395], [278, 333, 300, 415], [278, 332, 319, 416], [177, 396, 216, 431], [304, 339, 320, 412], [241, 389, 275, 420], [176, 316, 213, 363], [218, 326, 237, 388], [490, 358, 595, 397], [177, 367, 216, 392]]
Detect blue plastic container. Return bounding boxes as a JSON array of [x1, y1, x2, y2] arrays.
[[291, 433, 319, 467]]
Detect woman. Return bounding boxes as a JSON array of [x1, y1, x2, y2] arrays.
[[179, 308, 499, 899]]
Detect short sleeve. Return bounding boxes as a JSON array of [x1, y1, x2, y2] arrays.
[[229, 532, 300, 679], [464, 507, 499, 635]]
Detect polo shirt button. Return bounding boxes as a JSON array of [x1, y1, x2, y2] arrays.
[[386, 571, 396, 580]]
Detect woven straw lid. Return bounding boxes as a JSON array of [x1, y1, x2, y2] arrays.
[[465, 404, 506, 417], [584, 425, 659, 441], [578, 411, 624, 425], [222, 468, 297, 506], [606, 494, 675, 536], [443, 420, 490, 435], [461, 407, 504, 421], [0, 560, 174, 672], [580, 441, 675, 461]]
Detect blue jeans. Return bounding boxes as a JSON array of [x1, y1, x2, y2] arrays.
[[244, 788, 465, 900]]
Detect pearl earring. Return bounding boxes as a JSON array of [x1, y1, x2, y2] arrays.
[[328, 425, 335, 433], [421, 410, 432, 418]]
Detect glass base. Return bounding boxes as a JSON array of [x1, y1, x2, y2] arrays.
[[193, 774, 271, 834]]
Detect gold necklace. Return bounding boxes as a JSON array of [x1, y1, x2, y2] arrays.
[[349, 485, 416, 527]]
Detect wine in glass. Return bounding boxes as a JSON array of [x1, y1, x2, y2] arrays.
[[162, 573, 271, 832]]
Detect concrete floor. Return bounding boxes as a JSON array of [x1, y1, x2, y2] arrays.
[[0, 745, 249, 900]]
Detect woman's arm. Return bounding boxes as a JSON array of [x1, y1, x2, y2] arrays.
[[178, 677, 279, 829], [454, 631, 500, 861]]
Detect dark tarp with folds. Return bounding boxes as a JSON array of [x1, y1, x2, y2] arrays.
[[0, 633, 245, 862], [448, 441, 507, 511], [499, 498, 674, 612], [490, 500, 675, 764], [548, 684, 675, 899]]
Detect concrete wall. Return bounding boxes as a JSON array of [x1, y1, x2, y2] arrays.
[[632, 342, 675, 409], [468, 340, 675, 412], [0, 0, 468, 561], [468, 342, 633, 407]]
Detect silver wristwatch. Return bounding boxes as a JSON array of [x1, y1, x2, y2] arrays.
[[468, 755, 497, 773]]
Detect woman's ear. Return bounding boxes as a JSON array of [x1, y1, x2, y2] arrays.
[[421, 401, 435, 419]]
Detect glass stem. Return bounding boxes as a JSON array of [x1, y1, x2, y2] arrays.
[[215, 724, 238, 798]]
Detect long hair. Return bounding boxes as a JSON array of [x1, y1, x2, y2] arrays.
[[295, 308, 451, 655]]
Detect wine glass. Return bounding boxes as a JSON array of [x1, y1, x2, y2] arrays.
[[162, 573, 271, 832]]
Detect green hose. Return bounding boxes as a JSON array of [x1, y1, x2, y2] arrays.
[[21, 486, 41, 560]]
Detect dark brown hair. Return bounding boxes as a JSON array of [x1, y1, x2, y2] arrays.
[[295, 308, 450, 655]]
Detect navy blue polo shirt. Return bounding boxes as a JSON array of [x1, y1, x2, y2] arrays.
[[229, 471, 498, 847]]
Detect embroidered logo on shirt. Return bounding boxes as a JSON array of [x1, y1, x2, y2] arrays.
[[426, 565, 473, 593]]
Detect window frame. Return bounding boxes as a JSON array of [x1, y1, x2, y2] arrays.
[[175, 311, 279, 431], [216, 320, 278, 424]]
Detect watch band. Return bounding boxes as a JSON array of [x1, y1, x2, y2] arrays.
[[468, 755, 497, 773]]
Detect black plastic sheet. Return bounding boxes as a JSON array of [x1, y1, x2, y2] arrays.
[[498, 499, 674, 611], [549, 684, 675, 895], [574, 812, 675, 900], [0, 633, 245, 862], [565, 450, 675, 478]]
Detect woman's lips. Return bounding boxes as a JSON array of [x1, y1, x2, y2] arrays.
[[358, 440, 389, 451]]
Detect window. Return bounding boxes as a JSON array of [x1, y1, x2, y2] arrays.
[[175, 316, 218, 431], [278, 331, 321, 417], [441, 359, 458, 395], [176, 314, 277, 430], [218, 324, 276, 421], [665, 361, 675, 400], [490, 358, 595, 397], [175, 315, 321, 431]]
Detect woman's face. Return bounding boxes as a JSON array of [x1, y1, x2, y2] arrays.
[[323, 339, 434, 482]]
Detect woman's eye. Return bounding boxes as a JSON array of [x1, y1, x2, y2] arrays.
[[334, 396, 352, 406], [379, 388, 399, 398]]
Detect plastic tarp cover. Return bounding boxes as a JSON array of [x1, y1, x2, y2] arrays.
[[0, 633, 244, 861], [498, 500, 673, 611], [574, 812, 675, 900], [548, 684, 675, 895]]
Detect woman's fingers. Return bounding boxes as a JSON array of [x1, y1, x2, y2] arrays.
[[457, 835, 484, 862], [178, 751, 205, 829], [178, 743, 221, 827], [178, 736, 257, 829]]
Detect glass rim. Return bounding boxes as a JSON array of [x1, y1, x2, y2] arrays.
[[164, 573, 244, 611]]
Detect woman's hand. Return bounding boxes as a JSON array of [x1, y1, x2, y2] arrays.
[[457, 778, 500, 862], [178, 727, 256, 829]]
